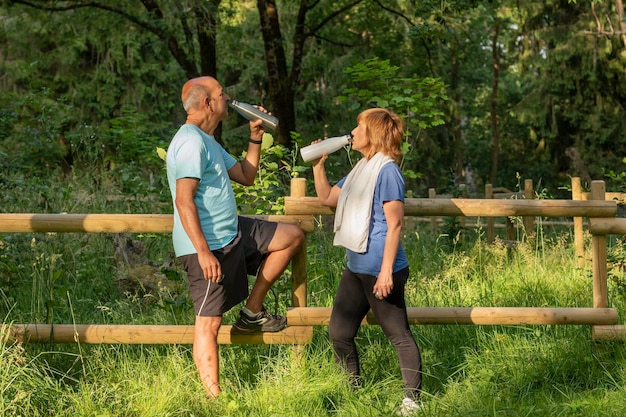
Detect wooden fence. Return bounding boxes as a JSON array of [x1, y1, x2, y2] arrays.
[[413, 177, 622, 270], [417, 180, 535, 243], [3, 179, 626, 344]]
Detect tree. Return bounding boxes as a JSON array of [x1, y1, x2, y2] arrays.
[[337, 57, 447, 191], [7, 0, 391, 147], [406, 0, 493, 189], [6, 0, 626, 196], [510, 0, 626, 189], [4, 0, 223, 142], [7, 0, 221, 78], [256, 0, 367, 146], [3, 0, 226, 172]]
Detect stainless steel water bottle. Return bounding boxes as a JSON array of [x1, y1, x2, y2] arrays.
[[300, 134, 353, 162], [229, 100, 279, 132]]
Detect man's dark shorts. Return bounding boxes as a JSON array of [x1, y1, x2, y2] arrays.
[[179, 216, 278, 317]]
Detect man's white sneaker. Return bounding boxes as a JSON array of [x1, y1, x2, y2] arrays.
[[397, 397, 423, 416]]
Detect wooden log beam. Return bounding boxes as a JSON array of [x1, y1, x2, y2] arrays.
[[404, 198, 617, 218], [493, 192, 524, 199], [591, 182, 609, 310], [286, 307, 618, 326], [0, 214, 174, 233], [5, 324, 313, 345], [572, 177, 585, 268], [285, 197, 335, 215], [582, 192, 626, 202], [284, 197, 617, 218], [589, 218, 626, 235], [0, 214, 314, 233], [592, 325, 626, 341]]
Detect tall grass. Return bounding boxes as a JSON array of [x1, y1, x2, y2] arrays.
[[3, 170, 626, 415]]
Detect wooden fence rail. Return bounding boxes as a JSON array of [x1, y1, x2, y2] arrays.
[[3, 179, 626, 344], [286, 307, 618, 326], [0, 213, 315, 234], [6, 324, 312, 345], [283, 196, 617, 218]]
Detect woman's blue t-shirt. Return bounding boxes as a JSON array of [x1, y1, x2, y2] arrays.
[[337, 163, 409, 276]]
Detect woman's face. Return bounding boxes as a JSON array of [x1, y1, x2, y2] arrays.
[[350, 121, 369, 155]]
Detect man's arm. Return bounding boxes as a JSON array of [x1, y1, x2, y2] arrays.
[[175, 177, 222, 281], [227, 118, 265, 186]]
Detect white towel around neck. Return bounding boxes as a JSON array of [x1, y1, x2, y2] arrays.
[[333, 152, 394, 253]]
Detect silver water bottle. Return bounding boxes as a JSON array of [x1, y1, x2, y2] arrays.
[[229, 100, 279, 132], [300, 134, 353, 162]]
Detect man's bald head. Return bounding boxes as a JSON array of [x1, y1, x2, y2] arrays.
[[181, 76, 219, 113]]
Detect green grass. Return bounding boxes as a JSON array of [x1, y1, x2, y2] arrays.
[[3, 171, 626, 416]]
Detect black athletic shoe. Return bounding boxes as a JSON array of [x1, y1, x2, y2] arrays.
[[232, 307, 287, 333]]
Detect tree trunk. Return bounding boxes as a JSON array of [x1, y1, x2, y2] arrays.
[[616, 0, 626, 48], [195, 1, 222, 141], [196, 0, 221, 78], [489, 21, 500, 185], [256, 0, 365, 147], [450, 47, 464, 184], [257, 0, 296, 147]]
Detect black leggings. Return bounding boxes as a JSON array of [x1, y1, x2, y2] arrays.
[[328, 267, 422, 400]]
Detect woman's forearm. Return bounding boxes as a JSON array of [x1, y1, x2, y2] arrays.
[[312, 164, 336, 207]]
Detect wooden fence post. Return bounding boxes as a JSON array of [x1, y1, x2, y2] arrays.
[[523, 179, 534, 239], [572, 177, 585, 268], [485, 184, 494, 242], [591, 180, 608, 309], [290, 178, 308, 309], [429, 188, 437, 235], [458, 184, 467, 235]]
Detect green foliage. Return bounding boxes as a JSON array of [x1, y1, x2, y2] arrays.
[[505, 1, 626, 190], [603, 160, 626, 193], [337, 57, 448, 188], [0, 1, 184, 166], [230, 133, 308, 215], [0, 89, 76, 174], [0, 88, 171, 200], [0, 338, 69, 417], [2, 0, 626, 199], [338, 57, 448, 130], [607, 238, 626, 301], [104, 111, 164, 166]]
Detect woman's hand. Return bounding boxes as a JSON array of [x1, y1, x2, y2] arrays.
[[373, 272, 393, 300], [310, 138, 340, 208], [310, 139, 328, 167]]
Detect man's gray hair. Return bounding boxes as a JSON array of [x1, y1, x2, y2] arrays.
[[182, 84, 209, 112]]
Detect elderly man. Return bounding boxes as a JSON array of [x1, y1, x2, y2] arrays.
[[166, 76, 303, 398]]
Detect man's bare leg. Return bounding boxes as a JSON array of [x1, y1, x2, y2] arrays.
[[245, 223, 304, 313], [193, 315, 222, 398]]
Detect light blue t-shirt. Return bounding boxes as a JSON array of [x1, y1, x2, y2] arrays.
[[166, 124, 238, 256], [337, 163, 409, 276]]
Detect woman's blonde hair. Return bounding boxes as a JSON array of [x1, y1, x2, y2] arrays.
[[358, 108, 404, 162]]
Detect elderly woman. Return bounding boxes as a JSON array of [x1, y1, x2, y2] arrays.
[[310, 108, 423, 416]]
